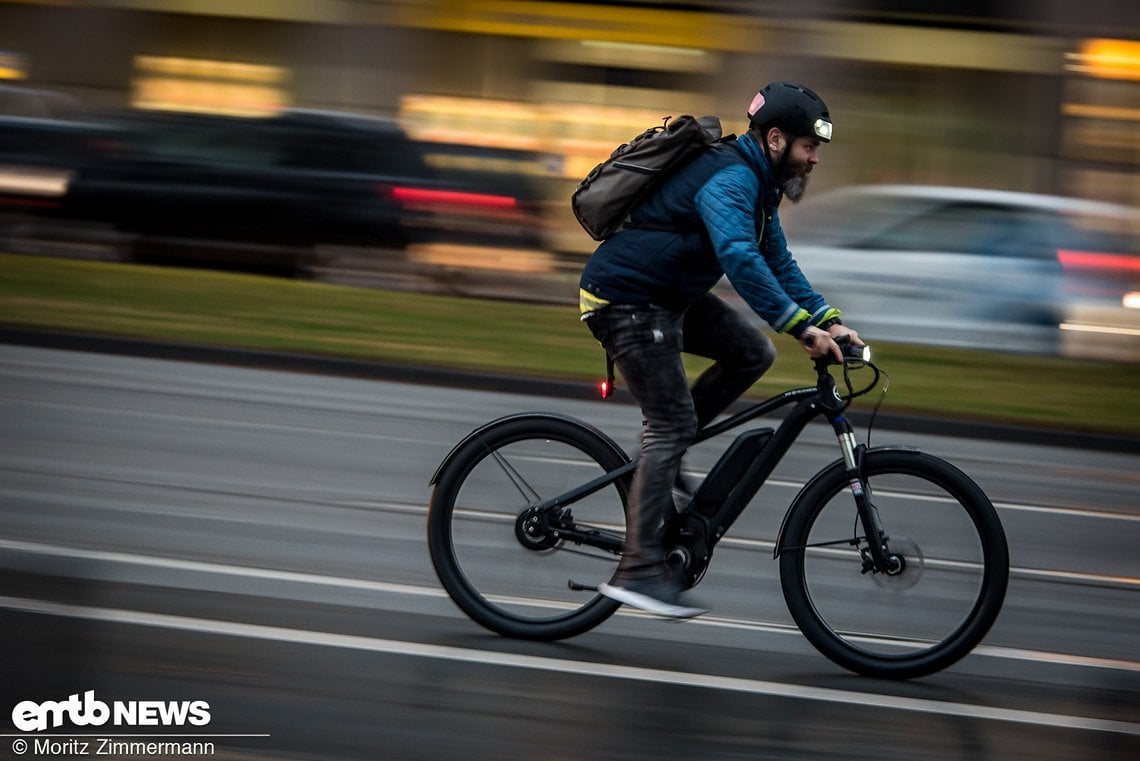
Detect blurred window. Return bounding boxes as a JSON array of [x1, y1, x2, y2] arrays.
[[860, 202, 1062, 260], [278, 129, 427, 176], [787, 187, 1140, 288], [787, 194, 928, 247], [1059, 211, 1140, 255], [130, 120, 281, 167], [118, 112, 435, 180]]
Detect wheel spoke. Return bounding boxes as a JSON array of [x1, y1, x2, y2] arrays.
[[487, 442, 542, 505], [428, 416, 631, 640], [779, 449, 1008, 679]]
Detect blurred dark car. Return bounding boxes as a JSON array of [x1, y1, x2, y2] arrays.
[[54, 109, 547, 273], [721, 185, 1140, 359], [2, 98, 547, 273]]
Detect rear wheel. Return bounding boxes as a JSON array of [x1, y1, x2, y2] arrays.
[[428, 415, 630, 640], [779, 449, 1009, 679]]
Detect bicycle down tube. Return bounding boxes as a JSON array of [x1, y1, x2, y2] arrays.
[[530, 366, 895, 576], [531, 384, 831, 557]]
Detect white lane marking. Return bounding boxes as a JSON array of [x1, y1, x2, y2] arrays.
[[0, 394, 443, 444], [716, 535, 1140, 589], [1, 594, 1137, 738], [0, 538, 446, 598], [991, 500, 1140, 522], [762, 480, 1140, 523], [0, 538, 1137, 675], [358, 486, 1140, 531]]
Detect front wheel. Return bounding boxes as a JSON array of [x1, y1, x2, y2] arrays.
[[428, 414, 631, 640], [779, 449, 1009, 679]]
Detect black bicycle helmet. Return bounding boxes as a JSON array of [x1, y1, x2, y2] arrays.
[[747, 82, 833, 142]]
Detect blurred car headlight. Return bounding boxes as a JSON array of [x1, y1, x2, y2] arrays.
[[0, 164, 72, 197], [1124, 292, 1140, 309]]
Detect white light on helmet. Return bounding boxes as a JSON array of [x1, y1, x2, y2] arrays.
[[813, 118, 833, 140]]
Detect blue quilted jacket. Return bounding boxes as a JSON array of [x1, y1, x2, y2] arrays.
[[579, 131, 839, 336]]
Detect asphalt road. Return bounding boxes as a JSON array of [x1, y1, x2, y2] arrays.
[[0, 344, 1137, 761]]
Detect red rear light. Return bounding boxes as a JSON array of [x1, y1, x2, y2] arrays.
[[390, 186, 518, 209], [1057, 250, 1140, 273]]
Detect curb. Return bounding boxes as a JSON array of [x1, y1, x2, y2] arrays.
[[3, 326, 1136, 454]]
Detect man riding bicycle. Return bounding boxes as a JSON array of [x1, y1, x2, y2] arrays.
[[579, 82, 863, 618]]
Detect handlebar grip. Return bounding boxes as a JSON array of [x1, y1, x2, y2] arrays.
[[833, 334, 872, 359], [813, 334, 871, 370], [842, 339, 871, 363]]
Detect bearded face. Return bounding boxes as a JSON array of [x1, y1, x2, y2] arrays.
[[778, 153, 812, 203], [762, 129, 820, 203]]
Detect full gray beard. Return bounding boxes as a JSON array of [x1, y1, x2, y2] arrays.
[[781, 170, 810, 203]]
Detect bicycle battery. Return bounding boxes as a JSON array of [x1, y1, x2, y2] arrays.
[[690, 427, 774, 516]]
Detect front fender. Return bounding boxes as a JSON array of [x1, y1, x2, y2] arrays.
[[429, 411, 629, 485], [772, 445, 920, 559]]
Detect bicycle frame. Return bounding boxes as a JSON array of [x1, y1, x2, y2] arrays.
[[529, 360, 895, 579], [686, 386, 824, 547]]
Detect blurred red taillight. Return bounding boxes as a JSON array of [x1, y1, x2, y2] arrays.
[[390, 186, 518, 209], [1057, 250, 1140, 272]]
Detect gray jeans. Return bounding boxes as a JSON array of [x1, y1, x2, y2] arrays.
[[585, 293, 776, 580]]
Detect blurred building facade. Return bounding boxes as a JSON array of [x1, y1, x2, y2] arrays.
[[1, 0, 1138, 251]]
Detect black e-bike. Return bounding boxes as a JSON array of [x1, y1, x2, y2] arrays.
[[428, 342, 1009, 679]]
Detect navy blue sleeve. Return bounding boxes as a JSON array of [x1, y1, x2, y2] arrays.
[[759, 209, 837, 325], [695, 165, 834, 334]]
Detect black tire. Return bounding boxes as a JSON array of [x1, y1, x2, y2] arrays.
[[779, 449, 1009, 679], [428, 414, 631, 640]]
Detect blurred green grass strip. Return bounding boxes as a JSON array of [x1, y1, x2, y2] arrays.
[[1, 253, 1136, 436]]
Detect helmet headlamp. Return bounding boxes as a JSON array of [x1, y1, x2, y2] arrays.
[[813, 118, 833, 141]]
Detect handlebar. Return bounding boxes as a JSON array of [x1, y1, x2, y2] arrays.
[[813, 335, 879, 413], [813, 334, 871, 372]]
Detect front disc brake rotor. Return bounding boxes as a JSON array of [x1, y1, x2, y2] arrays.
[[871, 536, 924, 591]]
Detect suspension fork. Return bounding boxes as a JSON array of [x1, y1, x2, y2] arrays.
[[831, 416, 895, 573]]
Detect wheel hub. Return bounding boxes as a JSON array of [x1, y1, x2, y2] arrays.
[[514, 507, 561, 551], [871, 536, 925, 591]]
